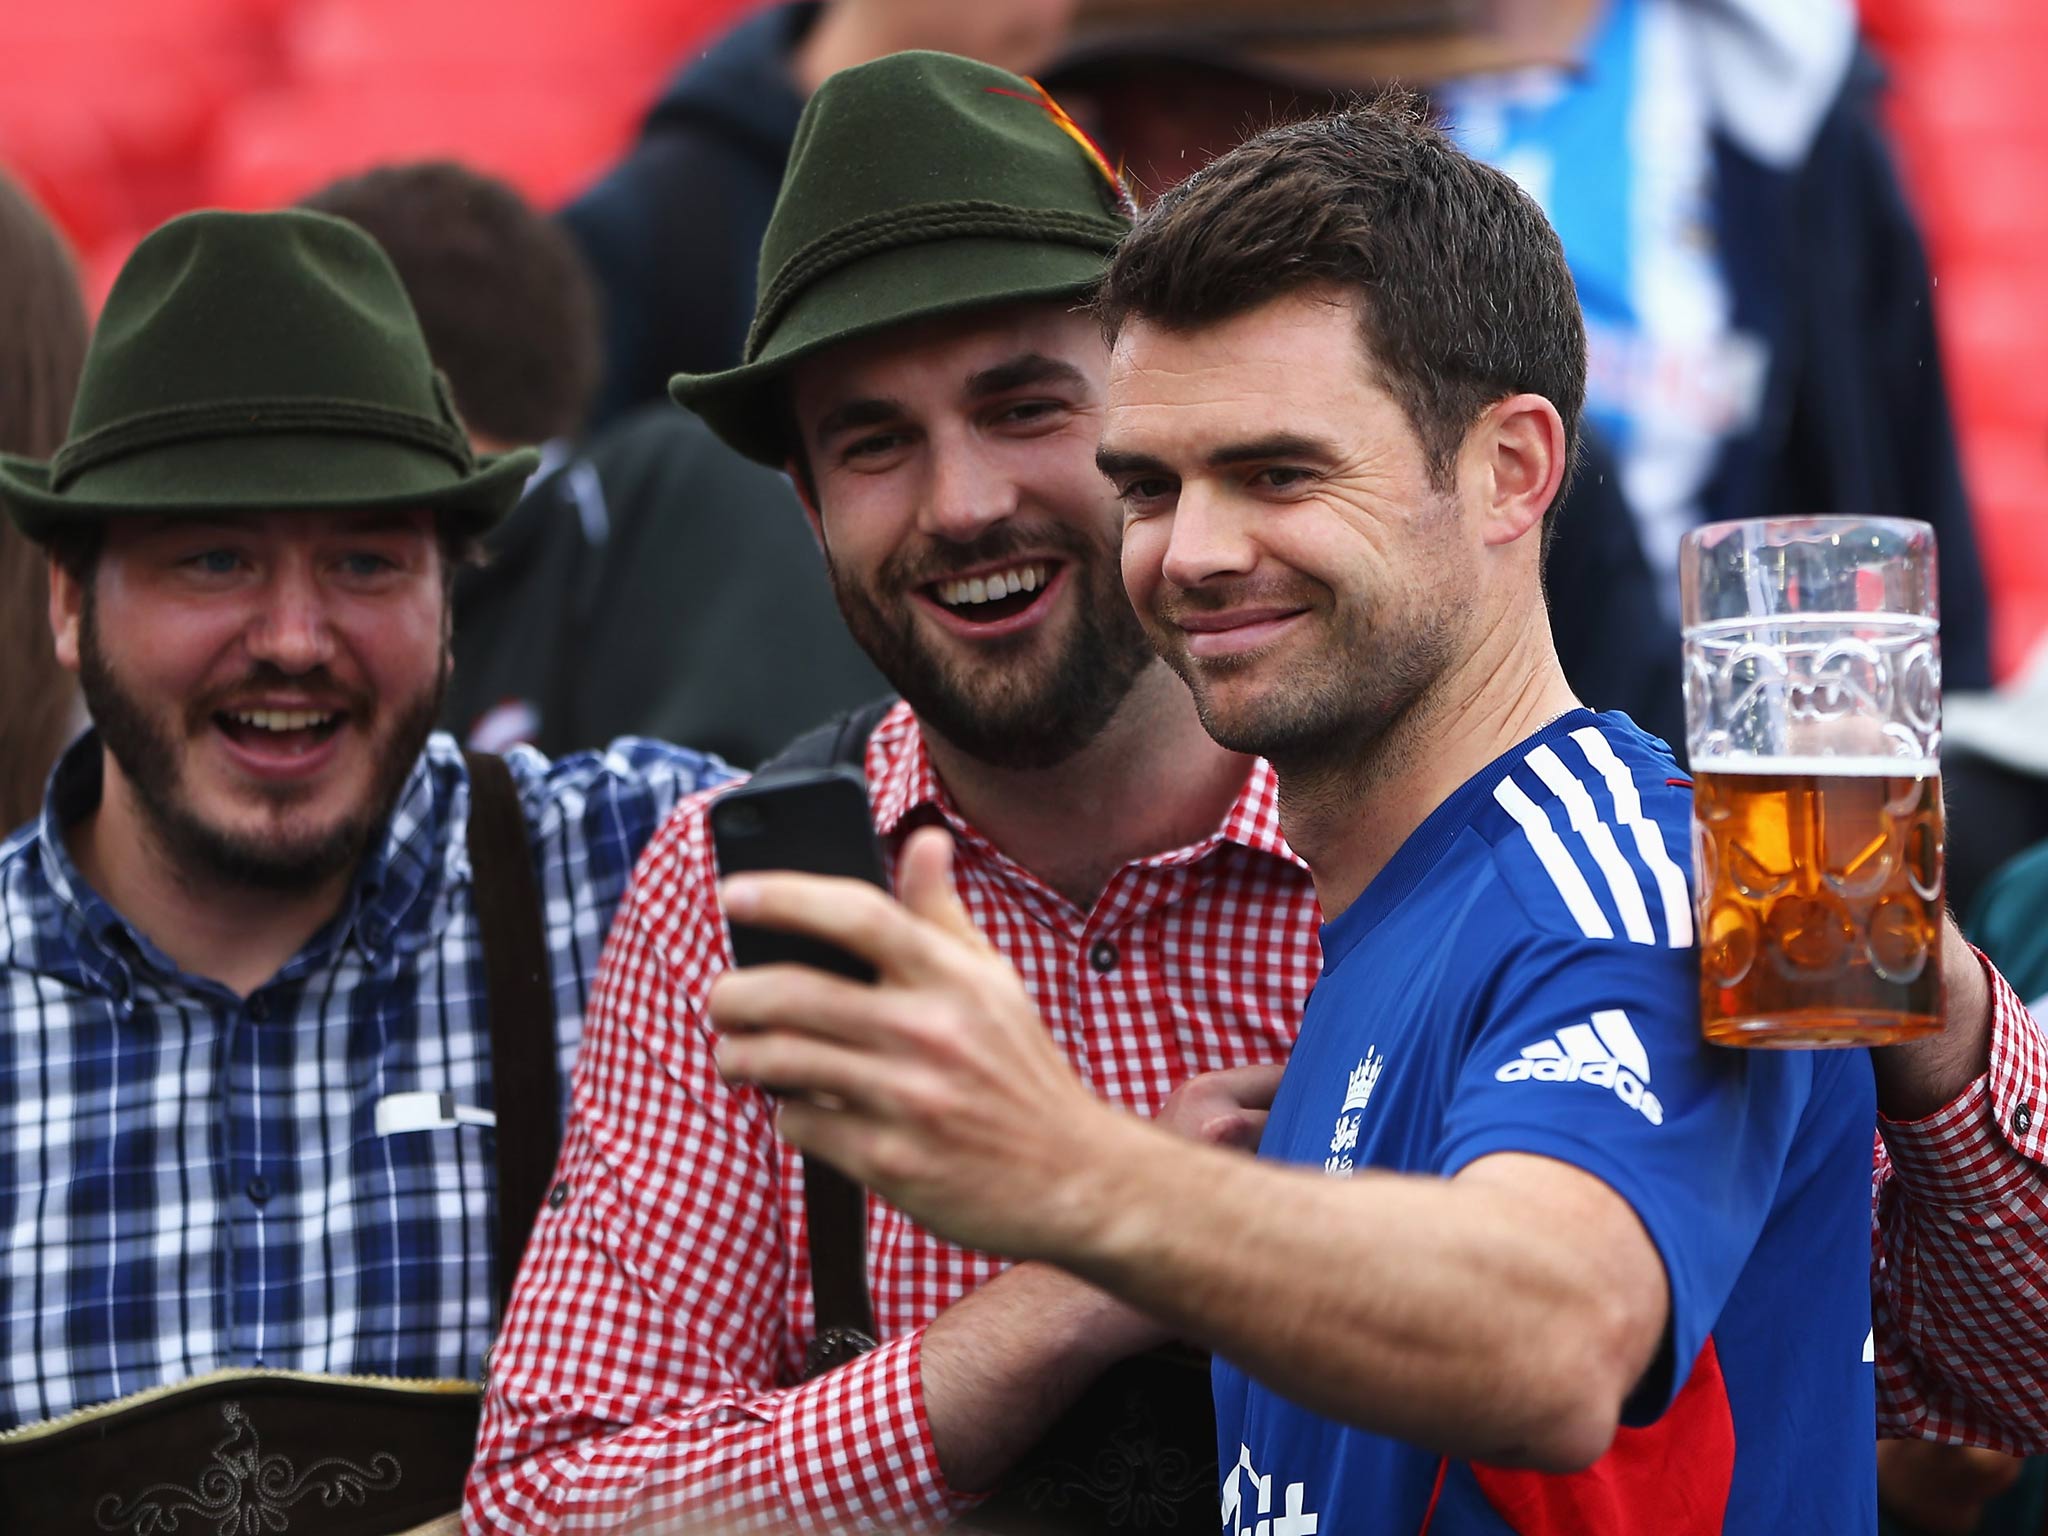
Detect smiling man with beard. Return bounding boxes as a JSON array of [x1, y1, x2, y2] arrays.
[[62, 508, 447, 905], [0, 209, 729, 1437], [466, 52, 1318, 1534]]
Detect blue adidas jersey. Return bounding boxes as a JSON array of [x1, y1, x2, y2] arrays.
[[1213, 711, 1876, 1535]]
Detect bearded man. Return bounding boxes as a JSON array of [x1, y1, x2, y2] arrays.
[[0, 209, 728, 1435]]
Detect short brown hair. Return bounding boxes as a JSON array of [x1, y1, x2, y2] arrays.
[[1096, 92, 1586, 507], [301, 161, 600, 447], [0, 170, 89, 831]]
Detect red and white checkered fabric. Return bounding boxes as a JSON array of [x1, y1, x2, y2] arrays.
[[1872, 946, 2048, 1454], [467, 706, 2048, 1532], [465, 705, 1318, 1532]]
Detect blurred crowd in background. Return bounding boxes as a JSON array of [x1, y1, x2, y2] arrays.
[[3, 1, 2047, 1530]]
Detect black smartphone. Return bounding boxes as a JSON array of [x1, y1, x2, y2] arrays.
[[708, 767, 891, 980]]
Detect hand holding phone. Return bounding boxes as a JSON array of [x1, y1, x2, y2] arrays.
[[709, 767, 890, 979]]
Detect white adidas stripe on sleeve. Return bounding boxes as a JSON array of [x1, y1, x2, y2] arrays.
[[1590, 1008, 1653, 1079], [1526, 744, 1657, 945], [1570, 727, 1694, 948], [1492, 777, 1615, 940]]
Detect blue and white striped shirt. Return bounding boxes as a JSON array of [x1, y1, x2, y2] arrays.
[[0, 731, 731, 1429]]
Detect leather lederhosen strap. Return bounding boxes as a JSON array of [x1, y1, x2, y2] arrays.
[[758, 699, 899, 1375], [462, 748, 562, 1317], [763, 703, 1220, 1531]]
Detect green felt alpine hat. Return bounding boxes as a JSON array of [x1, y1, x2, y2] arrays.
[[670, 50, 1133, 467], [0, 208, 538, 543]]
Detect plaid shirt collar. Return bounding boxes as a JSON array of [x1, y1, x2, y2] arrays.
[[24, 731, 460, 1006], [864, 700, 1304, 874]]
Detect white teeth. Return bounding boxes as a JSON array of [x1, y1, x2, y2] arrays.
[[937, 563, 1048, 608], [230, 709, 335, 732]]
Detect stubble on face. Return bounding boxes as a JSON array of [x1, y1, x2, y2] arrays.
[[75, 581, 444, 893], [826, 517, 1157, 773], [1148, 495, 1466, 786]]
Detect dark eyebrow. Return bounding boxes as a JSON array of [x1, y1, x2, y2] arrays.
[[813, 396, 908, 444], [1095, 444, 1171, 480], [1095, 432, 1341, 481], [1204, 433, 1340, 468], [966, 353, 1088, 398]]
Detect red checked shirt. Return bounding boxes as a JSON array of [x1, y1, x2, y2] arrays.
[[467, 704, 2048, 1533], [1874, 955, 2048, 1453]]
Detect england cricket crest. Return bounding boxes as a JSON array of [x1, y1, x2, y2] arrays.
[[1323, 1047, 1384, 1177], [1221, 1443, 1320, 1535]]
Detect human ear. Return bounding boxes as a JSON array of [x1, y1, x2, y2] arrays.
[[47, 554, 84, 673], [1469, 394, 1568, 550]]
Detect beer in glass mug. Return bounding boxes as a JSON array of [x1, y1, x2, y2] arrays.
[[1680, 519, 1944, 1047]]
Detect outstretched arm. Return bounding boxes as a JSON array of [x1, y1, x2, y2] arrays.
[[710, 828, 1671, 1472]]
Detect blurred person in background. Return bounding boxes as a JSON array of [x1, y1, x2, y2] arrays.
[[1046, 0, 1993, 693], [564, 0, 1079, 431], [305, 161, 881, 766], [0, 169, 88, 834], [1938, 638, 2048, 915], [1971, 803, 2048, 1024]]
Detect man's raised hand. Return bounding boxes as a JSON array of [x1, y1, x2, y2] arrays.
[[709, 826, 1129, 1259]]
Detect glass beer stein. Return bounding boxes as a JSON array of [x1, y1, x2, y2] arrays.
[[1680, 518, 1944, 1047]]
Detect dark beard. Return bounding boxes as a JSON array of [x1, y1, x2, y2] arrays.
[[76, 587, 444, 892], [826, 524, 1156, 771]]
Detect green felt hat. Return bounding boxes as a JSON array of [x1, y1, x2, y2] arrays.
[[0, 208, 538, 543], [670, 50, 1132, 466]]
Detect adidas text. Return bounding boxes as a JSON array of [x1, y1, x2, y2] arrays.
[[1494, 1010, 1665, 1126]]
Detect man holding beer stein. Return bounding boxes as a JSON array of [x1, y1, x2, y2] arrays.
[[706, 99, 2045, 1532]]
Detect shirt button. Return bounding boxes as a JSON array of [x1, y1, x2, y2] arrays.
[[246, 1176, 273, 1205], [247, 995, 267, 1021], [2016, 1104, 2035, 1136], [1088, 939, 1119, 975], [547, 1181, 569, 1209]]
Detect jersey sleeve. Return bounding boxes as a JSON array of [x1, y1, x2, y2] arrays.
[[1433, 927, 1816, 1421]]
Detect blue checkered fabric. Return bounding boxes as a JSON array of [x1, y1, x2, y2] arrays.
[[0, 731, 731, 1430]]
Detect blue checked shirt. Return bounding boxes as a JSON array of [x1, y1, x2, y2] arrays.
[[0, 730, 731, 1430]]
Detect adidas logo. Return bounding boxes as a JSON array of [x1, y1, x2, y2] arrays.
[[1494, 1009, 1665, 1126]]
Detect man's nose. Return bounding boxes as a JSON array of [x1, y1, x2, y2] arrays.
[[1159, 482, 1258, 590], [917, 435, 1021, 543], [244, 565, 336, 673]]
